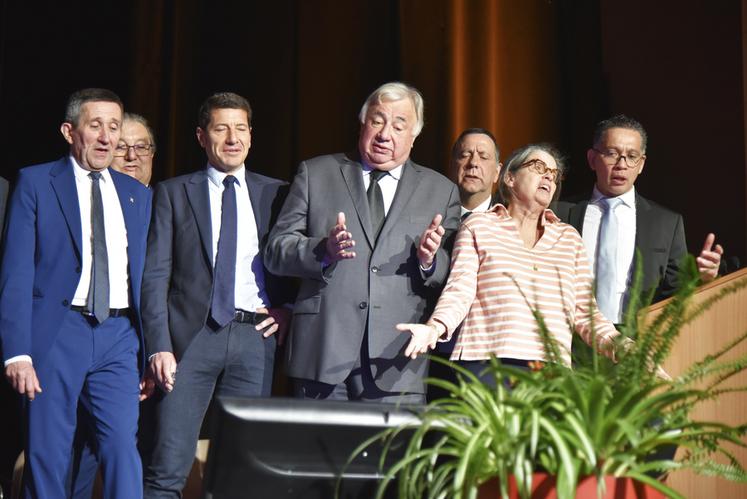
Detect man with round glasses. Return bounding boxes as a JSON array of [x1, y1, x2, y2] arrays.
[[555, 114, 722, 324], [112, 113, 155, 187]]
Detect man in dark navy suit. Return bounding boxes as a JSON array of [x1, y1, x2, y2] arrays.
[[142, 92, 292, 498], [0, 88, 151, 498]]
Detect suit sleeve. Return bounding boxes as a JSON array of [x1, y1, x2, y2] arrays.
[[264, 162, 328, 280], [658, 213, 687, 300], [422, 181, 461, 288], [140, 182, 175, 356], [0, 171, 37, 361]]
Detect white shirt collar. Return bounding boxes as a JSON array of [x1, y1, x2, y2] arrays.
[[461, 196, 493, 216], [70, 155, 113, 183], [590, 185, 636, 209], [207, 164, 246, 189], [361, 163, 404, 180]]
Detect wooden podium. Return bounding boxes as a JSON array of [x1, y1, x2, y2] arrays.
[[647, 267, 747, 497]]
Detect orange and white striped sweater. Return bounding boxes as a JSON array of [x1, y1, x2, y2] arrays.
[[428, 204, 619, 365]]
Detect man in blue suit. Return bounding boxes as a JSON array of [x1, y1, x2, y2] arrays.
[[0, 88, 151, 498]]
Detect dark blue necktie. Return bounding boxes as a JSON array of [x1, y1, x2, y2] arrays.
[[87, 172, 109, 323], [210, 175, 238, 327]]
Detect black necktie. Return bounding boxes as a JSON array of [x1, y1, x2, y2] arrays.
[[367, 170, 386, 238], [87, 172, 109, 323], [211, 175, 238, 328], [461, 211, 472, 222]]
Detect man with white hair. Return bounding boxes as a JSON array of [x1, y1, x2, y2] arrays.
[[265, 82, 460, 403]]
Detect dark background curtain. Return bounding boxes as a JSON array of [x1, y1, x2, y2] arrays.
[[0, 0, 744, 261]]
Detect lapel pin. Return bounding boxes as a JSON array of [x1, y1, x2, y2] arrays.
[[129, 196, 135, 203]]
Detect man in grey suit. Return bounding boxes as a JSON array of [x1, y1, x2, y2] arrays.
[[141, 92, 292, 497], [265, 82, 460, 404], [554, 114, 722, 322]]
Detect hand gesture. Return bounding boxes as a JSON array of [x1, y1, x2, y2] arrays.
[[325, 212, 356, 262], [697, 233, 723, 283], [5, 360, 42, 400], [139, 374, 156, 401], [396, 323, 441, 359], [148, 352, 178, 393], [255, 307, 292, 345], [417, 214, 445, 269]]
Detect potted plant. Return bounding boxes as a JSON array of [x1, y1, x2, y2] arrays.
[[345, 256, 747, 499]]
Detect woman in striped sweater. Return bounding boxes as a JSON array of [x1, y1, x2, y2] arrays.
[[397, 143, 623, 382]]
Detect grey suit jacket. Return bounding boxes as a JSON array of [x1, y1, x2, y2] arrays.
[[264, 153, 461, 393], [141, 168, 291, 360], [554, 191, 687, 307]]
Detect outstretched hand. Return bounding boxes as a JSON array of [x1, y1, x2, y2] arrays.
[[396, 323, 441, 359]]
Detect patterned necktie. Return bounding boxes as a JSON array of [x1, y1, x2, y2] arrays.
[[210, 175, 238, 327], [87, 172, 109, 323], [595, 197, 622, 320], [367, 170, 386, 238]]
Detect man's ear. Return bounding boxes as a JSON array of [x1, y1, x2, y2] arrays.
[[196, 127, 206, 148], [60, 122, 74, 145]]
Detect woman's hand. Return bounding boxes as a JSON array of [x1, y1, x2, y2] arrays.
[[396, 323, 442, 359]]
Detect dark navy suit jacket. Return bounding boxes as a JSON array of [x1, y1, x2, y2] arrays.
[[141, 168, 292, 361], [0, 158, 152, 374]]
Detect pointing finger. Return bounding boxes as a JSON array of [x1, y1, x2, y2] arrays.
[[429, 214, 443, 230]]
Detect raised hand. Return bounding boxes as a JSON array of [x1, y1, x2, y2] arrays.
[[417, 214, 445, 269], [325, 212, 356, 262], [697, 233, 723, 283]]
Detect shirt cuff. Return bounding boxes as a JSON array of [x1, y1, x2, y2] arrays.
[[419, 256, 436, 275], [4, 355, 32, 367]]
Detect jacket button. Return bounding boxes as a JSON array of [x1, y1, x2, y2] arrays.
[[359, 302, 368, 309], [62, 299, 69, 306], [371, 266, 379, 273]]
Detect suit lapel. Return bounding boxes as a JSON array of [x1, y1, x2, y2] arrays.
[[185, 171, 213, 266], [378, 160, 418, 242], [50, 158, 83, 260], [568, 200, 588, 234], [111, 170, 143, 270], [340, 158, 376, 248], [244, 170, 266, 239]]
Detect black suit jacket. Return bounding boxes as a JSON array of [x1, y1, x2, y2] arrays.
[[554, 192, 687, 307], [141, 168, 292, 360]]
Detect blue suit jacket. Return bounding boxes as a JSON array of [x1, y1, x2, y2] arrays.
[[0, 158, 152, 374]]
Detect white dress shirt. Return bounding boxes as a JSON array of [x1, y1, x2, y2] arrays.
[[581, 186, 637, 323], [362, 163, 403, 214], [5, 159, 130, 367], [207, 164, 269, 312]]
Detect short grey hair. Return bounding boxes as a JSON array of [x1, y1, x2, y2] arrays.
[[64, 88, 123, 127], [497, 143, 566, 204], [358, 82, 425, 137], [123, 112, 156, 151]]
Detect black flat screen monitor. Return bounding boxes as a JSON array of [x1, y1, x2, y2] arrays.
[[201, 397, 423, 499]]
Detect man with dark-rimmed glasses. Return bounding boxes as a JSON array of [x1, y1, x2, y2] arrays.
[[555, 114, 722, 324]]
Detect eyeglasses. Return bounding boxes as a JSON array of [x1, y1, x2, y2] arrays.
[[592, 148, 644, 167], [113, 143, 154, 157], [518, 159, 562, 183]]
